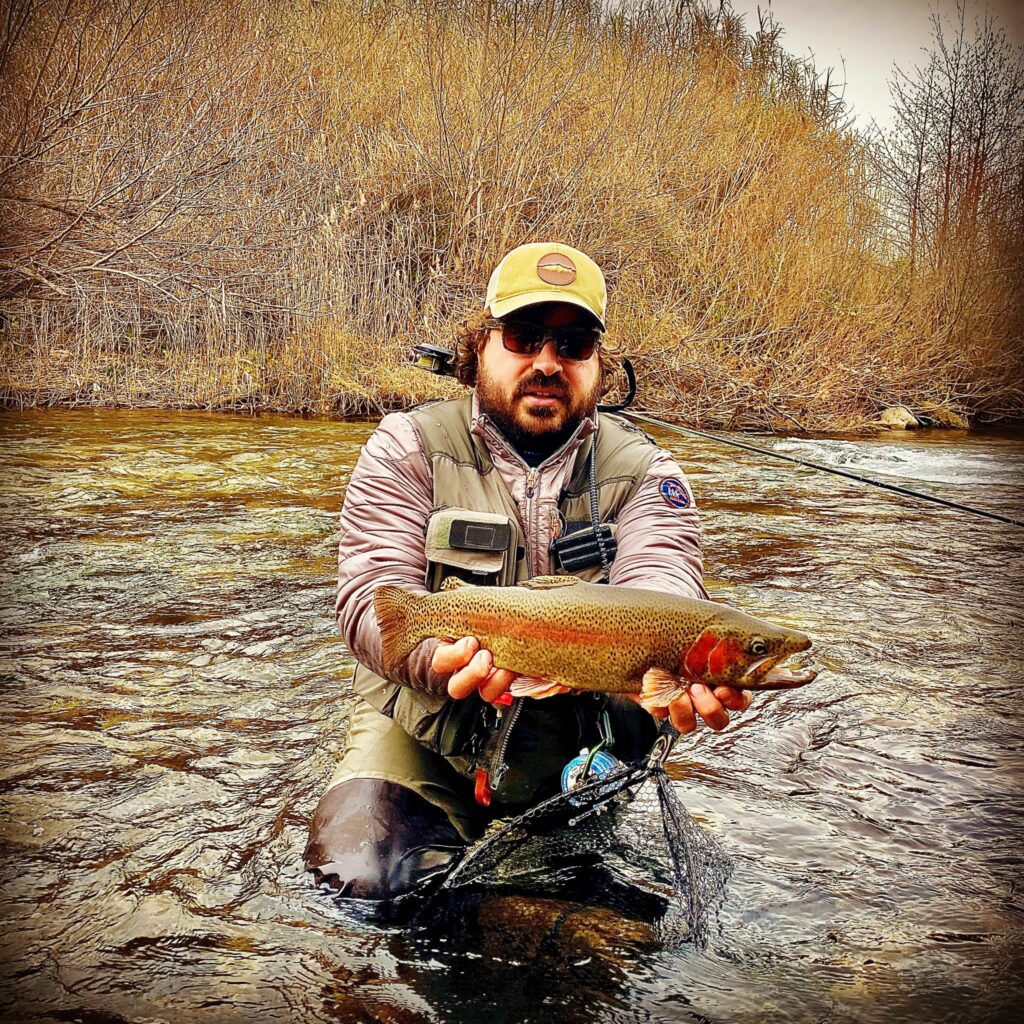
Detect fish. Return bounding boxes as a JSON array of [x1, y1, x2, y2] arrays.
[[374, 575, 817, 710]]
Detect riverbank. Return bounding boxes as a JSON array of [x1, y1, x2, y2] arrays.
[[0, 335, 1016, 432]]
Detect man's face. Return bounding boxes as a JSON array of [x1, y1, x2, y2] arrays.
[[475, 302, 603, 452]]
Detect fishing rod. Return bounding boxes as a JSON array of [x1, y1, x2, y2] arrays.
[[625, 409, 1024, 529]]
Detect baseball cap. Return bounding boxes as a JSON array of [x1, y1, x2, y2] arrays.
[[485, 242, 607, 329]]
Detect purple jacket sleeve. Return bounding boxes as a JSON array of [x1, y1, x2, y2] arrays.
[[608, 448, 708, 599], [335, 413, 446, 693]]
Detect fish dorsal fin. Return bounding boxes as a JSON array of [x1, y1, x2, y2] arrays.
[[519, 575, 582, 591], [440, 576, 471, 591]]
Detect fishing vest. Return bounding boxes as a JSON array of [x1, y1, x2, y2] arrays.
[[351, 395, 658, 785]]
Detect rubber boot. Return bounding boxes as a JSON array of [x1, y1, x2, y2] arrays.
[[304, 778, 465, 901]]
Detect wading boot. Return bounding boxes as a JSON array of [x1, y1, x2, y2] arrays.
[[304, 778, 465, 901]]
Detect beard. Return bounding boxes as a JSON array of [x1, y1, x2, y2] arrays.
[[476, 366, 601, 457]]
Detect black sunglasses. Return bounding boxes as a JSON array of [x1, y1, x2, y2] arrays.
[[484, 318, 602, 362]]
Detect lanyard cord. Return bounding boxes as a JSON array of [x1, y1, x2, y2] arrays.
[[588, 438, 614, 581], [626, 412, 1024, 529]]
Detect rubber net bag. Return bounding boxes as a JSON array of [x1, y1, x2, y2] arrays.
[[415, 732, 732, 947]]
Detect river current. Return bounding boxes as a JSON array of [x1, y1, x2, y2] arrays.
[[0, 409, 1022, 1023]]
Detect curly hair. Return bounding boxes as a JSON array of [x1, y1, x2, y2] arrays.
[[451, 308, 621, 396]]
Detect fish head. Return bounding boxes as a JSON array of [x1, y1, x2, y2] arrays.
[[679, 610, 817, 690]]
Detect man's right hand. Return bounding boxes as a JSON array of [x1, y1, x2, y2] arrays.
[[430, 636, 518, 703]]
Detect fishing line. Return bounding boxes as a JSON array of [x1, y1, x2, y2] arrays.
[[625, 411, 1024, 529], [407, 344, 1022, 526]]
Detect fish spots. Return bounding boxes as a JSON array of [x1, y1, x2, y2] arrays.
[[464, 610, 620, 648]]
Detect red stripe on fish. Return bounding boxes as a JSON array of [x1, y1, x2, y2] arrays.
[[682, 630, 718, 681], [465, 611, 622, 647]]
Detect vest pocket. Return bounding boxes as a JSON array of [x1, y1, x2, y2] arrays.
[[351, 662, 401, 716], [392, 686, 488, 761], [424, 507, 520, 590]]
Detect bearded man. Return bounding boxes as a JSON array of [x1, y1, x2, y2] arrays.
[[304, 243, 752, 901]]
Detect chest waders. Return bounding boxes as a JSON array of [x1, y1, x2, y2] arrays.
[[348, 396, 658, 811]]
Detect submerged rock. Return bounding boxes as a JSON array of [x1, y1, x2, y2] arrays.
[[917, 402, 969, 429], [878, 406, 919, 430]]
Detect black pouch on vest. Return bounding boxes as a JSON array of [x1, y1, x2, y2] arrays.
[[551, 522, 618, 574], [424, 508, 518, 590], [392, 687, 495, 762]]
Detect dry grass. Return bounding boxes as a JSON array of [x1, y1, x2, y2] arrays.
[[1, 0, 1021, 430]]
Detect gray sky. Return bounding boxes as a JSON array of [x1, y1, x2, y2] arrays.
[[726, 0, 1024, 132]]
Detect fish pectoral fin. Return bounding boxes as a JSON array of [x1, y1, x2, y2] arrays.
[[439, 576, 471, 591], [639, 668, 685, 713], [518, 575, 582, 590], [510, 676, 572, 699]]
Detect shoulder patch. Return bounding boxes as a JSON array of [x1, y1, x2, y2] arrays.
[[659, 478, 691, 509]]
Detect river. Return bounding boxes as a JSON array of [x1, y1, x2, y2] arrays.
[[1, 409, 1022, 1024]]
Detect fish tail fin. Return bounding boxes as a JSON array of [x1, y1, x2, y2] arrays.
[[374, 586, 426, 673]]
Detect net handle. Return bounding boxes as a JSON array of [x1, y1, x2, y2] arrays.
[[647, 720, 680, 768]]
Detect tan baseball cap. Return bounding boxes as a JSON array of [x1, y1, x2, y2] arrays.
[[485, 242, 607, 329]]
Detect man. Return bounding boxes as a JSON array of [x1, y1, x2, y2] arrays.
[[304, 242, 752, 901]]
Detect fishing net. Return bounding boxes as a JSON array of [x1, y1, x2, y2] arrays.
[[414, 726, 733, 946]]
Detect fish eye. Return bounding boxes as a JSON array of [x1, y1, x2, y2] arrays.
[[749, 637, 769, 657]]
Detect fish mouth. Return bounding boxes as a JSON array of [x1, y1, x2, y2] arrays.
[[740, 655, 818, 689]]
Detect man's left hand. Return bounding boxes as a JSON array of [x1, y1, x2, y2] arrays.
[[628, 684, 753, 733]]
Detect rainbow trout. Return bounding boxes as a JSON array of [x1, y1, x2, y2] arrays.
[[375, 576, 817, 710]]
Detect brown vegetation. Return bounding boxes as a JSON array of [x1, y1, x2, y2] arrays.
[[1, 0, 1021, 429]]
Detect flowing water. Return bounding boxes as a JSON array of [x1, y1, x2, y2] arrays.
[[1, 408, 1022, 1024]]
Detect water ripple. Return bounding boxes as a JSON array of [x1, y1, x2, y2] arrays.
[[1, 409, 1023, 1023]]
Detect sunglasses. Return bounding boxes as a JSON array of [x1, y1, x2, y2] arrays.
[[484, 318, 602, 362]]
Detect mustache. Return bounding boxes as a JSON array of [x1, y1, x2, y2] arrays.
[[513, 372, 569, 400]]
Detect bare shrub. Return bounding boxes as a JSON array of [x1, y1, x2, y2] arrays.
[[0, 0, 1020, 427], [1, 0, 320, 407], [874, 1, 1024, 424]]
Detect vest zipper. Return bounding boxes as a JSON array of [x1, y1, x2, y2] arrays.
[[474, 416, 594, 799], [525, 467, 538, 576], [490, 697, 523, 790]]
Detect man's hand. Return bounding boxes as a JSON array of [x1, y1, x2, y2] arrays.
[[638, 685, 753, 734], [431, 637, 519, 703]]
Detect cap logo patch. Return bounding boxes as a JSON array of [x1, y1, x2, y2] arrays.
[[536, 252, 577, 286], [660, 478, 691, 509]]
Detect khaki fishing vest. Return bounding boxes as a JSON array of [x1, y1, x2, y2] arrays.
[[351, 395, 657, 777]]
